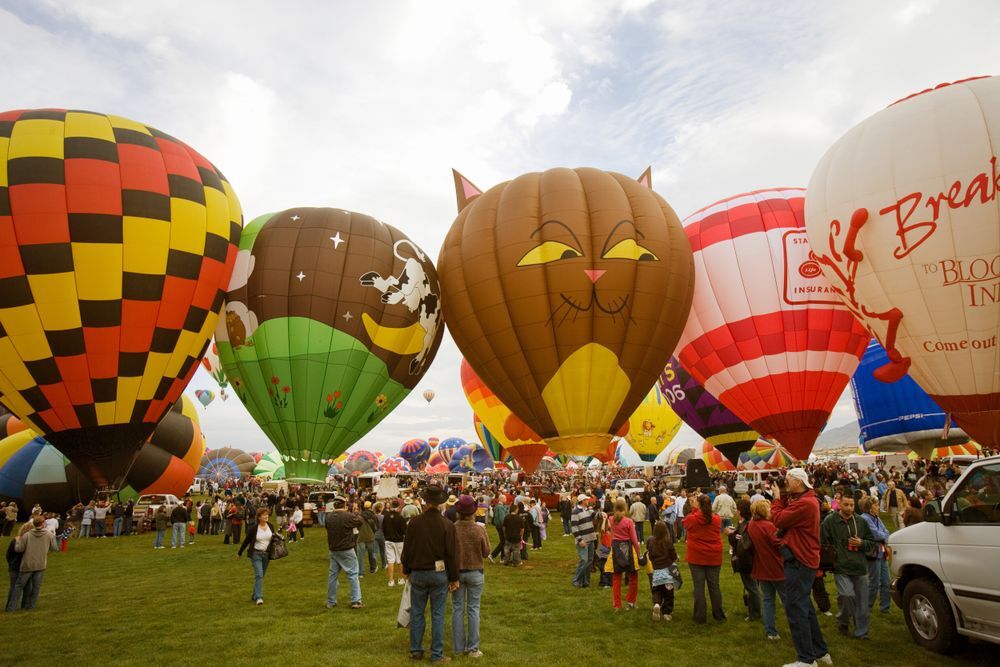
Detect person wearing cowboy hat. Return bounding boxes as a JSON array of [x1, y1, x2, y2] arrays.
[[401, 484, 459, 663], [443, 495, 460, 523]]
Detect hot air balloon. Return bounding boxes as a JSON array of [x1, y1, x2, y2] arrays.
[[851, 339, 970, 458], [536, 455, 562, 472], [253, 451, 285, 480], [200, 340, 228, 388], [399, 438, 431, 469], [439, 168, 695, 457], [697, 440, 736, 472], [0, 431, 94, 513], [805, 76, 1000, 448], [379, 456, 412, 474], [460, 359, 548, 474], [216, 208, 444, 482], [0, 110, 242, 489], [659, 358, 759, 465], [427, 437, 440, 450], [194, 389, 215, 408], [120, 394, 206, 499], [907, 441, 981, 460], [426, 462, 449, 475], [674, 189, 870, 460], [435, 438, 463, 465], [448, 443, 493, 473], [622, 383, 682, 463], [737, 440, 794, 470], [344, 450, 379, 475], [473, 414, 504, 463], [422, 389, 435, 404], [198, 447, 255, 483]]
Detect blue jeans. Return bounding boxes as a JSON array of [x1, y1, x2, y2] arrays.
[[452, 570, 484, 653], [250, 552, 269, 601], [113, 517, 123, 537], [154, 530, 165, 548], [635, 522, 644, 543], [409, 569, 448, 660], [783, 556, 829, 663], [317, 512, 326, 527], [171, 522, 185, 547], [375, 536, 387, 569], [573, 540, 595, 587], [356, 541, 377, 573], [867, 558, 890, 612], [327, 549, 361, 605], [79, 524, 91, 538], [93, 519, 105, 537], [835, 573, 870, 638], [6, 570, 43, 611], [758, 579, 787, 637]]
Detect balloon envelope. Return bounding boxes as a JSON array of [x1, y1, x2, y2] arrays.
[[253, 450, 285, 479], [659, 358, 758, 465], [0, 109, 242, 488], [805, 76, 1000, 447], [379, 456, 412, 474], [473, 414, 504, 463], [623, 383, 682, 462], [440, 168, 694, 457], [851, 340, 969, 458], [675, 189, 869, 460], [448, 444, 493, 473], [195, 390, 215, 407], [217, 208, 444, 481], [201, 340, 228, 388], [422, 389, 435, 404], [198, 447, 255, 483], [399, 438, 431, 469]]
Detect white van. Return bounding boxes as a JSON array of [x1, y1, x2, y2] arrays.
[[734, 470, 775, 495], [889, 455, 1000, 653], [614, 479, 647, 498], [188, 477, 207, 495]]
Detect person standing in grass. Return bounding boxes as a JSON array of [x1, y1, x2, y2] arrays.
[[860, 496, 891, 615], [402, 484, 458, 664], [6, 516, 57, 612], [452, 495, 490, 659], [373, 501, 387, 572], [383, 498, 407, 587], [727, 497, 761, 623], [683, 493, 726, 623], [488, 495, 508, 563], [170, 502, 188, 549], [571, 494, 597, 588], [646, 520, 678, 621], [771, 469, 831, 667], [747, 499, 786, 640], [238, 508, 276, 606], [502, 503, 523, 566], [821, 495, 873, 640], [326, 495, 363, 609], [153, 504, 168, 549], [609, 498, 642, 611], [629, 494, 648, 543], [80, 502, 94, 539]]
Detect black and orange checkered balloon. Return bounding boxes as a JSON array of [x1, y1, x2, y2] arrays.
[[0, 109, 242, 489]]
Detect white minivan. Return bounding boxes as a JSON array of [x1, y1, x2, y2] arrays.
[[889, 455, 1000, 653]]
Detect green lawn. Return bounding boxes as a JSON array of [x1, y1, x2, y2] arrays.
[[1, 516, 992, 666]]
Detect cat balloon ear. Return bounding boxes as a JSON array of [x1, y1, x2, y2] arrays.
[[453, 169, 483, 212], [637, 167, 652, 189]]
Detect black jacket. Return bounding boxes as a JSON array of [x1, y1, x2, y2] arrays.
[[238, 522, 277, 557], [383, 511, 407, 542], [170, 505, 188, 523], [325, 510, 362, 551]]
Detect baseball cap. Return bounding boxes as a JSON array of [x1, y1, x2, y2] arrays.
[[576, 494, 590, 503], [786, 468, 813, 489]]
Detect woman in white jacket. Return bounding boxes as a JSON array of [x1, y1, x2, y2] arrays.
[[289, 505, 304, 543]]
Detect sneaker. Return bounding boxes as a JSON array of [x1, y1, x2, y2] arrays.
[[410, 653, 423, 661], [488, 555, 495, 563], [398, 579, 406, 586], [652, 603, 661, 620], [766, 634, 781, 640], [823, 611, 833, 616], [171, 546, 176, 549], [626, 602, 636, 611], [180, 544, 184, 548], [430, 657, 451, 664], [817, 654, 833, 665], [467, 650, 483, 658], [663, 613, 672, 621], [388, 580, 396, 587], [326, 602, 337, 609], [350, 601, 364, 609], [255, 599, 263, 606]]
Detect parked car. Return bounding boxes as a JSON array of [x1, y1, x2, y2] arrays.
[[188, 477, 208, 495], [889, 455, 1000, 653], [734, 470, 775, 495], [132, 493, 182, 526], [526, 484, 560, 509], [614, 479, 647, 498]]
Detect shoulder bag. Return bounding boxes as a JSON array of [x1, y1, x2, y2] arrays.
[[267, 533, 289, 560]]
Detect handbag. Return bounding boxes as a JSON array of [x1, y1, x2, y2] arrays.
[[267, 533, 289, 560], [396, 580, 412, 628], [611, 540, 636, 573]]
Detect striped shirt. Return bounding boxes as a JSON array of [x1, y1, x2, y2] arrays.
[[571, 506, 596, 543]]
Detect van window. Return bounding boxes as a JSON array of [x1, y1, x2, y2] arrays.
[[948, 464, 1000, 525]]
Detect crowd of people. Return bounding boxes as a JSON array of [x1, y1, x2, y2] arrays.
[[2, 449, 994, 665]]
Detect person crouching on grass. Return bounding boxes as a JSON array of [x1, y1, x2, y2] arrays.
[[238, 508, 276, 605]]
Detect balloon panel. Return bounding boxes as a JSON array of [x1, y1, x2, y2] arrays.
[[675, 189, 869, 460], [625, 383, 682, 461], [0, 109, 242, 488], [201, 340, 228, 388], [659, 357, 758, 465], [851, 339, 969, 458], [440, 168, 695, 456], [805, 76, 1000, 447], [217, 208, 444, 482], [473, 414, 504, 462]]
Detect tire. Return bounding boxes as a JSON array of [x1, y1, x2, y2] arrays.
[[901, 577, 963, 654]]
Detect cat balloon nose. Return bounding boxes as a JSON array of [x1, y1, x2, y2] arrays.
[[583, 269, 606, 283]]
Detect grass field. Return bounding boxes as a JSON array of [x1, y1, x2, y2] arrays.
[[2, 515, 992, 666]]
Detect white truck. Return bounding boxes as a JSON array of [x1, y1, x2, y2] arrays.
[[888, 455, 1000, 653]]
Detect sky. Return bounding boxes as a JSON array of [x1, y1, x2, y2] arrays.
[[3, 0, 998, 463]]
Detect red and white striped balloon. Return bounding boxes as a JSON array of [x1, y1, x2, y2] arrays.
[[674, 188, 870, 460]]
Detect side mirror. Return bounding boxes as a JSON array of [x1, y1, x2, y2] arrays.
[[939, 511, 953, 526]]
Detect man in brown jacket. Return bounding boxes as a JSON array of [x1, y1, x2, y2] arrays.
[[879, 482, 907, 530], [6, 516, 57, 611]]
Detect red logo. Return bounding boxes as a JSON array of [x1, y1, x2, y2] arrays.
[[799, 260, 821, 279]]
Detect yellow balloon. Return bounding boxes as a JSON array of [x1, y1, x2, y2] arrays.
[[625, 384, 682, 462]]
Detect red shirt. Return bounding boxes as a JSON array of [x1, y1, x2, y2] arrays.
[[747, 519, 784, 581], [770, 489, 820, 569], [682, 509, 722, 566], [609, 516, 641, 553]]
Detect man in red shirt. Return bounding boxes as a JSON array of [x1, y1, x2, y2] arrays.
[[771, 468, 831, 667]]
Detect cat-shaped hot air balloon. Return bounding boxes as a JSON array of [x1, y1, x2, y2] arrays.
[[439, 167, 694, 457]]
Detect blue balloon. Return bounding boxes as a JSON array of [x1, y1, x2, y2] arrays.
[[851, 340, 969, 457], [448, 444, 493, 473]]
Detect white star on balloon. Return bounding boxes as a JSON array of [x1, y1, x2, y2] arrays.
[[330, 232, 345, 249], [343, 311, 353, 322], [296, 271, 306, 281], [290, 215, 300, 221]]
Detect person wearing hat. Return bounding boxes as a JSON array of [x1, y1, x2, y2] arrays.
[[771, 468, 832, 667], [325, 495, 364, 609], [402, 495, 420, 520], [452, 494, 490, 658], [570, 494, 597, 588], [402, 484, 459, 663], [443, 495, 459, 523]]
